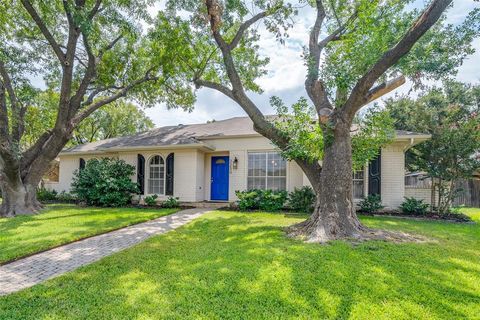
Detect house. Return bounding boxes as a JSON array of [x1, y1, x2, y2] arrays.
[[47, 116, 430, 208]]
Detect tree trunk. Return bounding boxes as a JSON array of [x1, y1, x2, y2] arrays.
[[0, 178, 41, 217], [288, 123, 367, 242]]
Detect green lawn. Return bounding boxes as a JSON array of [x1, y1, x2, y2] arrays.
[[0, 204, 178, 264], [0, 208, 479, 319]]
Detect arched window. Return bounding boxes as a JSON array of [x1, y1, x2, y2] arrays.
[[148, 155, 165, 195]]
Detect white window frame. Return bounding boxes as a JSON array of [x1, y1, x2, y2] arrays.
[[147, 155, 166, 195], [247, 151, 287, 191]]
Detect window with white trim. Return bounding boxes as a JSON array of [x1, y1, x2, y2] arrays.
[[148, 155, 165, 195], [352, 169, 364, 199], [247, 151, 287, 191]]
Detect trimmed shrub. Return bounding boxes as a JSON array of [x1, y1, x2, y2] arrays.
[[288, 186, 316, 213], [37, 187, 58, 202], [144, 194, 158, 206], [235, 189, 261, 210], [400, 197, 429, 215], [56, 191, 77, 203], [358, 194, 384, 213], [258, 190, 288, 211], [162, 196, 180, 208], [71, 158, 138, 207], [235, 189, 288, 211]]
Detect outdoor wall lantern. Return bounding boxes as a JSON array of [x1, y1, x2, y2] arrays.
[[232, 157, 238, 170]]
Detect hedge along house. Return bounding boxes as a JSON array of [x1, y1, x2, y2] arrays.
[[48, 116, 430, 208]]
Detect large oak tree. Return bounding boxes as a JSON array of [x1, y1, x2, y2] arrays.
[[165, 0, 479, 242], [0, 0, 193, 217]]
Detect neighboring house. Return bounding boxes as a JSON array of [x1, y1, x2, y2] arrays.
[[46, 116, 430, 208]]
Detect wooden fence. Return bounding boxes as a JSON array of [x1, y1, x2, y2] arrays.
[[405, 175, 480, 208]]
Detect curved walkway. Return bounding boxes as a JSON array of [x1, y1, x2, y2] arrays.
[[0, 208, 211, 296]]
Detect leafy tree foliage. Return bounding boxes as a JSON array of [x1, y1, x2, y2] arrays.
[[386, 81, 480, 214], [21, 91, 154, 147], [0, 0, 194, 216], [271, 97, 395, 169], [71, 158, 138, 207], [160, 0, 479, 242]]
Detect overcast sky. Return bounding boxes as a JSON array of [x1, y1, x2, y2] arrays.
[[144, 0, 480, 127]]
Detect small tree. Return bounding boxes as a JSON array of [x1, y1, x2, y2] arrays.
[[386, 82, 480, 214], [71, 158, 138, 207]]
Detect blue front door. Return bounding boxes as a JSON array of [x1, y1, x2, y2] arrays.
[[211, 156, 229, 201]]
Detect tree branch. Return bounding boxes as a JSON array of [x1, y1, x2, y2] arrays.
[[88, 0, 102, 20], [203, 0, 290, 150], [305, 0, 332, 115], [72, 72, 158, 125], [343, 0, 453, 120], [20, 0, 66, 64], [0, 80, 9, 140], [194, 79, 234, 100], [0, 61, 26, 142], [363, 75, 406, 106], [229, 11, 267, 50]]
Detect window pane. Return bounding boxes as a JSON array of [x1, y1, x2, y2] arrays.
[[248, 152, 266, 177], [267, 152, 286, 177], [248, 177, 266, 190], [267, 177, 286, 191], [353, 181, 364, 199], [248, 151, 286, 191], [353, 170, 364, 180]]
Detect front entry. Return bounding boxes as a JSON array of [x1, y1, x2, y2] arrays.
[[211, 156, 229, 201]]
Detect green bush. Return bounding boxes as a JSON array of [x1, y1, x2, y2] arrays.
[[162, 196, 180, 208], [144, 194, 158, 206], [235, 189, 288, 211], [258, 190, 288, 211], [37, 187, 58, 202], [56, 191, 76, 203], [71, 158, 138, 207], [400, 197, 430, 215], [235, 189, 261, 210], [288, 186, 316, 213], [358, 194, 384, 213]]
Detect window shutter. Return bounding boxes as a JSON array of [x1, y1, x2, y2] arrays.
[[166, 153, 174, 196], [79, 158, 85, 170], [137, 154, 145, 195]]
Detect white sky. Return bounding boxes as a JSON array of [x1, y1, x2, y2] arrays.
[[144, 0, 480, 127]]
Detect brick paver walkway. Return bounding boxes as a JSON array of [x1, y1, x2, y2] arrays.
[[0, 208, 210, 296]]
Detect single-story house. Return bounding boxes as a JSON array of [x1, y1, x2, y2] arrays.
[[47, 116, 430, 208]]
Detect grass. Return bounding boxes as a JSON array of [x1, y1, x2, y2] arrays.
[[0, 204, 178, 264], [0, 208, 479, 319]]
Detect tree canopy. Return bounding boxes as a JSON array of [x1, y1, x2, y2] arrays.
[[386, 81, 480, 213], [0, 0, 195, 216], [21, 91, 154, 147], [156, 0, 479, 242]]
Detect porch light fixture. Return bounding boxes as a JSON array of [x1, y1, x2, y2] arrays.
[[232, 157, 238, 170]]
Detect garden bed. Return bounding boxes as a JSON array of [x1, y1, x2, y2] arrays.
[[364, 210, 474, 223]]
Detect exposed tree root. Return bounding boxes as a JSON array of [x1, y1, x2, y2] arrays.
[[286, 220, 427, 244]]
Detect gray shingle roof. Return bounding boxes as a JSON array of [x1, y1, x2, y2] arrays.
[[62, 116, 429, 154]]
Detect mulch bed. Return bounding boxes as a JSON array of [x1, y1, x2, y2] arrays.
[[361, 210, 473, 223]]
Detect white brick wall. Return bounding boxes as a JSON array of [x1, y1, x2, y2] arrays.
[[381, 144, 406, 208], [53, 136, 412, 206], [405, 187, 434, 205]]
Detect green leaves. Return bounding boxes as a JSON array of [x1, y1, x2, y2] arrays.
[[352, 106, 395, 169], [386, 81, 480, 181], [270, 97, 394, 168]]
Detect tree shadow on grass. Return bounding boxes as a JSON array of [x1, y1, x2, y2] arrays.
[[0, 212, 479, 319]]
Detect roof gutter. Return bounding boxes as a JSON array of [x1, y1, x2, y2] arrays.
[[59, 142, 216, 156]]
